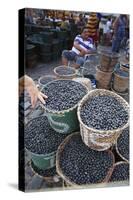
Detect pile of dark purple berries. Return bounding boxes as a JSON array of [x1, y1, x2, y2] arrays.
[[80, 95, 128, 130], [25, 116, 69, 154], [109, 162, 129, 182], [42, 80, 87, 111], [55, 66, 76, 76], [117, 127, 129, 161], [59, 133, 114, 185]]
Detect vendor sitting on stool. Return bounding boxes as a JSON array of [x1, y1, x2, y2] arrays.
[[62, 27, 96, 69]]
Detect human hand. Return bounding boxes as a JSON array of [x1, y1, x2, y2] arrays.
[[19, 75, 48, 108], [26, 85, 48, 108]]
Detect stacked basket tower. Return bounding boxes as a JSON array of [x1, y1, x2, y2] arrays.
[[26, 44, 38, 68], [111, 63, 129, 95], [96, 50, 120, 90]]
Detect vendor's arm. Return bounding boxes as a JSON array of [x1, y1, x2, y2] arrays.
[[73, 41, 88, 55], [19, 75, 48, 107]]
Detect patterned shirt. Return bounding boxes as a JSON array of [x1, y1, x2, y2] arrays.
[[72, 35, 94, 55]]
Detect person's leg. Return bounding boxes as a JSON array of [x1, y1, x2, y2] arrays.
[[112, 37, 118, 52], [71, 63, 80, 69], [62, 57, 68, 66], [106, 33, 110, 46], [62, 50, 69, 66], [99, 29, 103, 44], [116, 39, 122, 52], [62, 50, 78, 66], [71, 56, 84, 69], [112, 38, 121, 53], [103, 33, 106, 46]]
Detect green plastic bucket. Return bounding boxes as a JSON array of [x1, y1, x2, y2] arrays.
[[46, 107, 79, 134], [26, 148, 56, 170], [41, 80, 88, 134], [25, 116, 60, 170]]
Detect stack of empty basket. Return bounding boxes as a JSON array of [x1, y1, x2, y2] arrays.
[[96, 48, 120, 89], [111, 63, 129, 96], [26, 29, 71, 64], [26, 44, 38, 68]]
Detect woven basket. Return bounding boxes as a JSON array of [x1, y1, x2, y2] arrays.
[[56, 132, 115, 188], [120, 64, 129, 73], [54, 65, 77, 80], [72, 77, 92, 91], [113, 72, 129, 93], [25, 116, 57, 170], [40, 80, 88, 134], [38, 75, 57, 88], [116, 146, 129, 164], [111, 84, 129, 101], [98, 48, 120, 72], [108, 161, 129, 183], [25, 148, 56, 170], [96, 66, 113, 89], [100, 55, 119, 72], [115, 128, 129, 163], [77, 89, 129, 151]]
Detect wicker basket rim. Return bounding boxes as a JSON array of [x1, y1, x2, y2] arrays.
[[72, 78, 92, 91], [38, 75, 57, 86], [96, 65, 114, 74], [38, 75, 56, 80], [77, 89, 129, 134], [40, 79, 89, 115], [56, 132, 115, 186], [73, 77, 92, 82], [115, 130, 129, 163], [54, 65, 77, 77], [113, 71, 129, 79], [113, 161, 129, 167], [120, 63, 129, 67], [119, 67, 129, 73], [111, 84, 129, 95], [25, 147, 57, 157], [108, 161, 129, 183], [115, 144, 129, 163], [97, 49, 120, 58]]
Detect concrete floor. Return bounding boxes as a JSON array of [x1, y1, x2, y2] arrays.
[[26, 59, 62, 81]]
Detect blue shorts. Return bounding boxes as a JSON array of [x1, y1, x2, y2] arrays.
[[62, 50, 85, 66]]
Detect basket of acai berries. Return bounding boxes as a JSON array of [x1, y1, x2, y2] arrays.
[[77, 89, 129, 151]]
